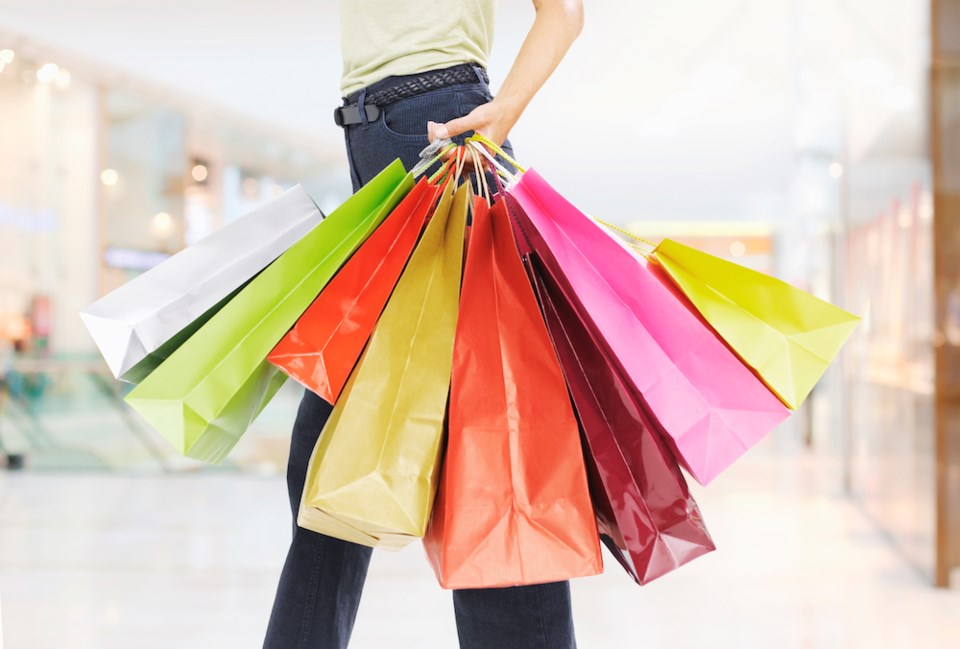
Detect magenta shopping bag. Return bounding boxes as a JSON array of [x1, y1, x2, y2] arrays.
[[505, 171, 790, 485]]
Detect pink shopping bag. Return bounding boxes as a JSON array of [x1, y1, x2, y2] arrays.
[[505, 170, 790, 485]]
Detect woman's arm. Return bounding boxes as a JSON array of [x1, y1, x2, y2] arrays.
[[427, 0, 584, 146]]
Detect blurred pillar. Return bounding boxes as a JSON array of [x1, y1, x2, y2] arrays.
[[932, 0, 960, 588]]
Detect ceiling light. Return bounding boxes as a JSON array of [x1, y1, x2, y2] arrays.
[[152, 212, 172, 234], [191, 164, 208, 182], [100, 169, 119, 186], [0, 49, 14, 64], [36, 63, 59, 84]]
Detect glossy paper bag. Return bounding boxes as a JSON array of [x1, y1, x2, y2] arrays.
[[527, 252, 715, 585], [651, 239, 860, 410], [505, 171, 790, 485], [423, 199, 602, 589], [298, 182, 467, 549], [81, 186, 324, 383], [125, 161, 412, 463], [268, 178, 439, 403]]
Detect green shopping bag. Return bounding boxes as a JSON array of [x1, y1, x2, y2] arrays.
[[126, 160, 413, 462]]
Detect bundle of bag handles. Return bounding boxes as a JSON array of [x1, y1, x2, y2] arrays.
[[411, 133, 659, 259]]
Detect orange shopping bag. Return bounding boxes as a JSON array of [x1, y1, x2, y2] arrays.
[[423, 197, 602, 589], [268, 177, 440, 403]]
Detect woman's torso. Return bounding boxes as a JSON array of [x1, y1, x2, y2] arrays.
[[339, 0, 496, 96]]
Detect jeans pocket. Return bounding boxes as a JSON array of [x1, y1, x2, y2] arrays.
[[379, 89, 464, 139], [378, 83, 495, 140], [456, 85, 495, 114]]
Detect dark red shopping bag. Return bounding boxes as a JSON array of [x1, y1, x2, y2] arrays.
[[526, 251, 716, 585]]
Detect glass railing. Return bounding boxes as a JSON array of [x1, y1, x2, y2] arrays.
[[0, 354, 302, 474]]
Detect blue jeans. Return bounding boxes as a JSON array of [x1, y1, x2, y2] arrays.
[[262, 65, 578, 649]]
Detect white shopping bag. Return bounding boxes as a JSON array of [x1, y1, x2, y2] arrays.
[[81, 185, 324, 382]]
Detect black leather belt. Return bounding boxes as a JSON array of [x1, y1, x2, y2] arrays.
[[334, 64, 489, 127]]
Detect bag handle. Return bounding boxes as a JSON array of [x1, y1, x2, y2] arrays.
[[468, 140, 516, 186], [412, 139, 457, 178], [466, 145, 491, 204], [452, 147, 468, 186], [467, 133, 657, 258], [467, 133, 527, 174], [425, 146, 492, 207], [428, 155, 457, 185], [589, 217, 657, 259]]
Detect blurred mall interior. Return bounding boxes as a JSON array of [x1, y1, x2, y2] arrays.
[[1, 1, 960, 647]]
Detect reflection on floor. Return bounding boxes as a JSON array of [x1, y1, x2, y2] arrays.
[[1, 433, 959, 649]]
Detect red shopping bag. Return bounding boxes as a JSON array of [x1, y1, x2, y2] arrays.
[[423, 198, 602, 589], [527, 252, 715, 585], [268, 178, 439, 403]]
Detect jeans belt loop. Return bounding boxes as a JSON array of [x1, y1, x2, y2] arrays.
[[357, 89, 369, 127]]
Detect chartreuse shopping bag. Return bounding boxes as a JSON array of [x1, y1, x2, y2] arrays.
[[423, 198, 602, 589], [268, 177, 439, 404], [125, 160, 412, 463], [298, 181, 467, 549], [649, 239, 860, 410]]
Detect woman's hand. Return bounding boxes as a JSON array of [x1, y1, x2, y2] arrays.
[[426, 0, 584, 148], [427, 98, 521, 148]]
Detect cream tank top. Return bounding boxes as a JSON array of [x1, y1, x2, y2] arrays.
[[339, 0, 496, 96]]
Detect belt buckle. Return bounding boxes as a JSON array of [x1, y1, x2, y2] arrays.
[[334, 104, 380, 128]]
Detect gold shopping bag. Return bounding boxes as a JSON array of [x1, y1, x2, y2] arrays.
[[298, 181, 468, 549]]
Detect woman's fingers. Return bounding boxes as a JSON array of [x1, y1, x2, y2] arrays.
[[427, 102, 513, 148], [426, 121, 449, 143], [436, 112, 482, 140]]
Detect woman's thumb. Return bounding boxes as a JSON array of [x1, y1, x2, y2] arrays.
[[427, 121, 450, 142]]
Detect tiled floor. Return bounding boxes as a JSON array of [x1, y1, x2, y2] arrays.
[[1, 434, 959, 649]]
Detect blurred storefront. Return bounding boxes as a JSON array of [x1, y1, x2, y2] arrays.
[[781, 0, 958, 588], [0, 41, 347, 472], [0, 47, 348, 355]]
